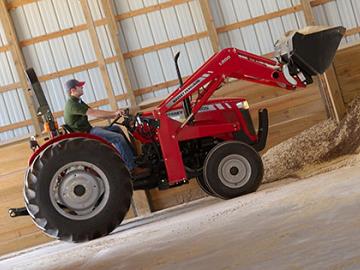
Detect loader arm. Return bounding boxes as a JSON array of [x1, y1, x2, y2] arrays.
[[157, 48, 307, 117]]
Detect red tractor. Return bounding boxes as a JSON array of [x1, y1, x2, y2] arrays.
[[10, 26, 344, 242]]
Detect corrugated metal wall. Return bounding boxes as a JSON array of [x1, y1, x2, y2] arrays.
[[115, 0, 213, 102], [0, 16, 32, 141], [210, 0, 306, 54], [0, 0, 359, 143], [13, 0, 125, 117], [314, 0, 360, 44]]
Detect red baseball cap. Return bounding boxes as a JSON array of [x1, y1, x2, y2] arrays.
[[65, 79, 85, 91]]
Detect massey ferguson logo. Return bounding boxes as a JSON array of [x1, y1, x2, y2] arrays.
[[166, 73, 211, 108], [219, 56, 231, 66]]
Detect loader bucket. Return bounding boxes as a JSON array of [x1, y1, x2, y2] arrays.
[[276, 26, 346, 76]]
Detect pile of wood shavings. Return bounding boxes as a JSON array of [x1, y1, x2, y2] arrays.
[[262, 96, 360, 183]]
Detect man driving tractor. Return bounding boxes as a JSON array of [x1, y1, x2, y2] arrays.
[[63, 79, 150, 180]]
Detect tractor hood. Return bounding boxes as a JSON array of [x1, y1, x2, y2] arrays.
[[275, 26, 346, 76]]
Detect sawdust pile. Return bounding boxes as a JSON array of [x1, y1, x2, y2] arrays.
[[263, 96, 360, 183]]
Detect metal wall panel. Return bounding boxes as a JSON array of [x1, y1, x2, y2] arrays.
[[62, 0, 86, 26], [0, 89, 31, 141], [0, 14, 31, 142], [88, 0, 104, 21], [2, 0, 168, 142], [210, 0, 305, 55], [336, 0, 359, 42], [0, 12, 30, 143], [8, 0, 127, 131], [114, 0, 213, 102], [315, 0, 360, 44], [0, 17, 7, 44]]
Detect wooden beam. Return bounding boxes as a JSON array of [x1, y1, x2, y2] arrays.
[[38, 61, 98, 82], [0, 44, 11, 53], [135, 77, 188, 96], [115, 0, 193, 21], [321, 64, 346, 122], [345, 26, 360, 37], [7, 0, 192, 14], [36, 57, 117, 82], [123, 31, 208, 59], [101, 0, 138, 110], [310, 0, 334, 7], [199, 0, 220, 53], [217, 5, 303, 33], [114, 93, 129, 101], [301, 0, 346, 122], [301, 0, 317, 25], [0, 119, 32, 133], [20, 25, 87, 47], [0, 0, 42, 135], [0, 82, 21, 94], [80, 0, 118, 111], [6, 0, 40, 10], [19, 20, 107, 47]]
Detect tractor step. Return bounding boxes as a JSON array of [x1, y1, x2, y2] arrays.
[[132, 177, 159, 190]]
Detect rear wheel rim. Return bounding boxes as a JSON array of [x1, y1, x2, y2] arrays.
[[217, 154, 251, 188], [49, 161, 110, 221]]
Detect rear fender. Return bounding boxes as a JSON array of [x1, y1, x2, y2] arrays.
[[28, 133, 115, 166]]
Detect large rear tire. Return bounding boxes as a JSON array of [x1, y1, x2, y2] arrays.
[[203, 141, 263, 199], [24, 137, 133, 242]]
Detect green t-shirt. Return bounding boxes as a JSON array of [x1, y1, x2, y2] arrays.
[[64, 96, 92, 132]]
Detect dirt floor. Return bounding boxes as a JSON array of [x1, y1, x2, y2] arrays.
[[263, 96, 360, 183], [1, 162, 359, 270]]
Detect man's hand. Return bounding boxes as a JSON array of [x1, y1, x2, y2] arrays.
[[115, 109, 125, 118]]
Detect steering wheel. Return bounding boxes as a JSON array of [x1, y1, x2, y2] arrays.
[[108, 114, 122, 128], [108, 108, 137, 131]]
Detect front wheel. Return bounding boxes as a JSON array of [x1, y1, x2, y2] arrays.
[[24, 137, 133, 242], [203, 141, 263, 199], [196, 174, 216, 197]]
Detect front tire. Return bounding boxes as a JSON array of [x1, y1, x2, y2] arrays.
[[203, 141, 263, 199], [24, 137, 133, 242], [196, 175, 216, 197]]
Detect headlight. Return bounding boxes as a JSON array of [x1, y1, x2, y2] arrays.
[[236, 101, 249, 110]]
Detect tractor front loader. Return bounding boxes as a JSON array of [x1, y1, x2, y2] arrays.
[[9, 26, 345, 242]]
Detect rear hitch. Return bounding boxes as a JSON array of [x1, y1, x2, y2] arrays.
[[9, 207, 29, 218]]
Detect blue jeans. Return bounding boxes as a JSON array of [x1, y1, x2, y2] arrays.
[[90, 126, 136, 170]]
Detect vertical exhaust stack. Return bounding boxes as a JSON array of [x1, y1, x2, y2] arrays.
[[275, 26, 346, 80], [26, 68, 59, 137]]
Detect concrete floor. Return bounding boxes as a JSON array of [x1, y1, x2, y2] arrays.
[[1, 165, 360, 270]]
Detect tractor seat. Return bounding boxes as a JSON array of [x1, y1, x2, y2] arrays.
[[62, 124, 74, 134]]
